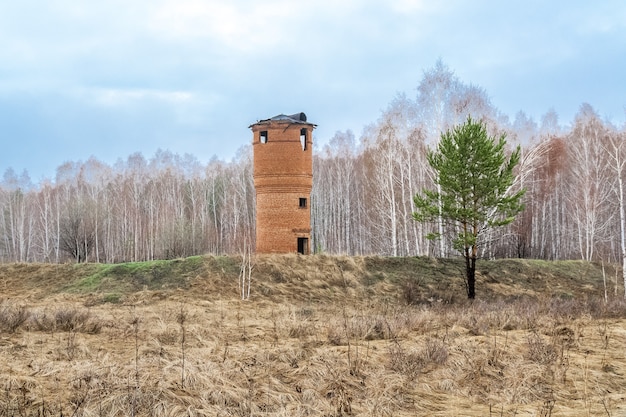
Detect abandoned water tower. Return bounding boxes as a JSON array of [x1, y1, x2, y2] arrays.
[[250, 112, 316, 254]]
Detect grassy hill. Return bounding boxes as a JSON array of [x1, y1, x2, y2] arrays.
[[0, 254, 618, 303], [0, 255, 625, 416]]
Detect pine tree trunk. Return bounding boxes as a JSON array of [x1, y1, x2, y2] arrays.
[[465, 248, 476, 299]]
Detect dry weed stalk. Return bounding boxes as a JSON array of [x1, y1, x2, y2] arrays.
[[239, 245, 254, 301], [177, 303, 188, 389]]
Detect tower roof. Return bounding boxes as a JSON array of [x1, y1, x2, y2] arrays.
[[250, 112, 316, 128]]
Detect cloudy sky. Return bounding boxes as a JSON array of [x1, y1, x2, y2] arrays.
[[1, 0, 625, 182]]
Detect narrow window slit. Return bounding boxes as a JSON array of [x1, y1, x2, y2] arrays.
[[300, 128, 307, 150]]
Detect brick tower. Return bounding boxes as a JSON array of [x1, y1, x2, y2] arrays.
[[250, 112, 316, 254]]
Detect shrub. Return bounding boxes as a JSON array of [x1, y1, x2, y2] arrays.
[[0, 302, 30, 333], [525, 332, 557, 365], [53, 307, 102, 334]]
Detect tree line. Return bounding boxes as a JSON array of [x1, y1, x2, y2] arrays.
[[1, 62, 625, 266], [0, 149, 255, 263]]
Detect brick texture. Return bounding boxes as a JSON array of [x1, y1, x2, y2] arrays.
[[251, 118, 314, 254]]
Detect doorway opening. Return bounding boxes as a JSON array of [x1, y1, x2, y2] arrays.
[[297, 237, 309, 255]]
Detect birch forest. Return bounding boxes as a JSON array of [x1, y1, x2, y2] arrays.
[[2, 62, 626, 267]]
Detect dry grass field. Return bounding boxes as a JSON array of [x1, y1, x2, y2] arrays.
[[0, 255, 625, 416]]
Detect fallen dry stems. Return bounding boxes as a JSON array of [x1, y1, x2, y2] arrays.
[[0, 294, 625, 416]]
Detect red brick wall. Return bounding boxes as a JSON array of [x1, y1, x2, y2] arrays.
[[251, 120, 313, 253]]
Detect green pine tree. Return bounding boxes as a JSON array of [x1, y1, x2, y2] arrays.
[[413, 116, 525, 299]]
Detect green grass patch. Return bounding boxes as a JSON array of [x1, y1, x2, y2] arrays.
[[203, 255, 241, 279], [65, 257, 208, 294]]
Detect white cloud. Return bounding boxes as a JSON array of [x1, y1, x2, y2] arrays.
[[388, 0, 446, 14], [78, 87, 222, 128], [147, 0, 305, 52], [1, 0, 625, 180], [88, 88, 194, 107]]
